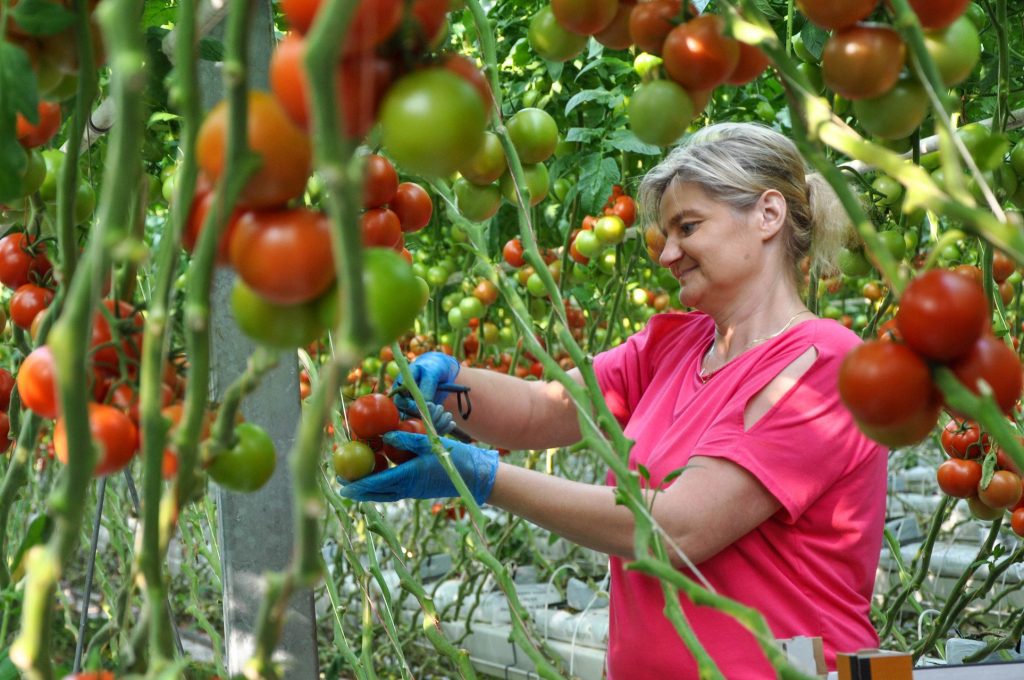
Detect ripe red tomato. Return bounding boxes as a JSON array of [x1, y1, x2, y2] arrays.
[[796, 0, 878, 30], [993, 250, 1015, 283], [10, 283, 54, 330], [907, 0, 970, 29], [0, 368, 14, 412], [726, 42, 770, 85], [409, 0, 450, 48], [363, 154, 399, 208], [197, 91, 311, 209], [839, 341, 934, 426], [61, 672, 115, 680], [472, 279, 499, 306], [228, 208, 335, 305], [18, 346, 59, 419], [594, 1, 634, 50], [382, 417, 426, 464], [940, 419, 990, 459], [55, 403, 139, 477], [90, 300, 144, 376], [551, 0, 618, 36], [281, 0, 402, 54], [821, 24, 906, 100], [855, 396, 940, 448], [606, 195, 636, 227], [390, 182, 433, 233], [361, 208, 403, 248], [0, 232, 52, 290], [663, 15, 740, 92], [16, 101, 62, 148], [0, 412, 9, 452], [979, 470, 1023, 509], [949, 333, 1023, 415], [896, 268, 987, 361], [936, 457, 982, 498], [503, 238, 527, 268], [183, 189, 240, 265], [1012, 508, 1024, 537], [348, 393, 400, 440], [629, 0, 682, 56]]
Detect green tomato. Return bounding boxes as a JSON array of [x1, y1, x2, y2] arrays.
[[879, 230, 906, 260], [965, 2, 987, 29], [380, 69, 487, 178], [922, 16, 980, 87], [362, 356, 382, 374], [365, 248, 425, 345], [450, 223, 469, 243], [598, 249, 617, 274], [454, 177, 501, 222], [426, 265, 449, 288], [796, 62, 824, 94], [332, 440, 376, 482], [442, 291, 461, 313], [447, 306, 467, 329], [633, 53, 663, 78], [386, 361, 401, 378], [232, 280, 323, 349], [529, 297, 548, 320], [162, 174, 176, 203], [507, 108, 558, 164], [594, 215, 626, 245], [853, 76, 929, 141], [629, 288, 648, 306], [838, 248, 872, 277], [526, 272, 547, 297], [822, 305, 843, 320], [18, 149, 46, 198], [1007, 270, 1023, 286], [628, 80, 693, 148], [458, 295, 485, 320], [553, 138, 575, 158], [957, 123, 1008, 172], [499, 326, 516, 346], [528, 6, 587, 62], [499, 163, 549, 206], [574, 229, 604, 259], [871, 175, 904, 207], [74, 182, 96, 224], [412, 262, 428, 279], [458, 131, 506, 186], [39, 149, 65, 202], [1009, 141, 1024, 180], [939, 243, 962, 262], [552, 177, 572, 202], [482, 322, 499, 344], [208, 423, 276, 493], [904, 229, 920, 252]]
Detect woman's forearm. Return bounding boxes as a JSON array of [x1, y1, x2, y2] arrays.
[[442, 367, 582, 450], [488, 463, 638, 559]]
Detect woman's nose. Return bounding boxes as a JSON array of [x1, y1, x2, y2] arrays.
[[659, 232, 681, 268]]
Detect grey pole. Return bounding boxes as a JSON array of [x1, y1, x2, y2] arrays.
[[197, 1, 319, 676]]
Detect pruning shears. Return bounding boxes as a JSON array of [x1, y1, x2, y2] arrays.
[[389, 382, 474, 443]]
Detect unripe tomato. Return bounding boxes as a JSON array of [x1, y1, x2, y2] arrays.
[[629, 80, 694, 147], [455, 178, 501, 222], [551, 0, 618, 36], [528, 6, 587, 62], [921, 16, 981, 87], [55, 403, 139, 477], [231, 280, 324, 349], [594, 215, 626, 245], [208, 423, 276, 492], [499, 163, 549, 206], [967, 495, 1004, 520], [507, 108, 559, 164], [333, 440, 376, 481], [459, 131, 507, 186]]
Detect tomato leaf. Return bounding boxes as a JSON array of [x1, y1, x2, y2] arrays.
[[9, 0, 75, 36], [799, 25, 829, 61], [565, 127, 602, 144], [199, 37, 225, 62], [565, 89, 612, 115], [980, 450, 997, 489], [662, 467, 686, 484], [606, 129, 662, 156], [637, 464, 651, 481], [8, 513, 53, 580]]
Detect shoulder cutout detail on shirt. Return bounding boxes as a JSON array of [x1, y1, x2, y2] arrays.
[[743, 346, 819, 431]]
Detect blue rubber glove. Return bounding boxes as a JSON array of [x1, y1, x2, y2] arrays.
[[392, 351, 461, 417], [414, 402, 456, 436], [338, 431, 498, 505]]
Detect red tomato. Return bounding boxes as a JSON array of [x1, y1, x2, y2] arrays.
[[228, 208, 336, 305], [726, 42, 770, 85], [629, 0, 682, 56], [0, 368, 14, 412], [0, 232, 52, 290], [502, 238, 526, 268], [18, 346, 59, 419], [796, 0, 878, 30], [936, 457, 982, 498], [347, 393, 400, 440], [183, 189, 241, 265], [838, 340, 934, 427], [197, 91, 311, 209], [662, 15, 740, 92], [896, 268, 988, 361], [594, 1, 634, 50], [993, 250, 1016, 283], [0, 412, 9, 452], [606, 195, 636, 227], [55, 403, 139, 477], [382, 417, 426, 464], [409, 0, 450, 48], [907, 0, 970, 29], [551, 0, 618, 36], [1011, 507, 1024, 537], [978, 470, 1023, 509], [108, 382, 174, 424], [855, 396, 940, 448], [997, 448, 1022, 476], [10, 283, 54, 330], [16, 101, 62, 148], [949, 333, 1023, 415], [90, 300, 144, 376], [361, 208, 403, 248], [363, 154, 399, 208], [821, 24, 906, 100], [390, 182, 433, 233], [940, 418, 990, 459], [281, 0, 402, 54]]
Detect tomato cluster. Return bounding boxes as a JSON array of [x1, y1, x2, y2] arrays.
[[333, 393, 429, 481], [0, 232, 54, 332], [570, 186, 636, 265], [840, 269, 1023, 449]]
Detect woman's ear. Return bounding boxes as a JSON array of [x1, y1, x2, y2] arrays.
[[755, 190, 787, 241]]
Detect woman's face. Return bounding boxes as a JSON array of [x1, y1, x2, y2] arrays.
[[658, 180, 782, 311]]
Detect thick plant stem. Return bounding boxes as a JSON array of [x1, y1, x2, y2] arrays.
[[10, 1, 147, 677], [0, 413, 41, 588]]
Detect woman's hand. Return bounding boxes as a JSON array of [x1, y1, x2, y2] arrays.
[[392, 351, 461, 415], [338, 431, 498, 505]]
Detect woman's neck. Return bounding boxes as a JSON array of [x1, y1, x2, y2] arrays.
[[705, 279, 811, 363]]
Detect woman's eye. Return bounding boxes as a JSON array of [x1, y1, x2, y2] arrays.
[[680, 222, 697, 236]]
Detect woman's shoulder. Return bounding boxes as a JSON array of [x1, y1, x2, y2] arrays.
[[788, 317, 863, 356]]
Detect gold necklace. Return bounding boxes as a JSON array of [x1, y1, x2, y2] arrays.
[[698, 310, 811, 384]]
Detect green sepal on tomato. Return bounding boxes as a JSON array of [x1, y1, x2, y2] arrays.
[[207, 423, 276, 493]]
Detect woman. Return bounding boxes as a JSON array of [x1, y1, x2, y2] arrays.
[[340, 123, 888, 678]]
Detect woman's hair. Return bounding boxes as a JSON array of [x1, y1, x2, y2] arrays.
[[637, 122, 851, 276]]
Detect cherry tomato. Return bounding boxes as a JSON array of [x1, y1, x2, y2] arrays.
[[949, 333, 1023, 415], [441, 53, 493, 116], [348, 393, 400, 440], [507, 108, 558, 165], [839, 341, 934, 426], [503, 238, 526, 268], [940, 419, 990, 459], [183, 189, 240, 265], [1011, 507, 1024, 537], [458, 131, 506, 186], [229, 208, 335, 305], [454, 178, 501, 222], [895, 268, 987, 361], [663, 15, 740, 92], [472, 280, 499, 306], [978, 470, 1023, 509], [629, 0, 681, 55], [0, 368, 14, 412], [528, 6, 587, 62], [363, 154, 399, 209], [18, 346, 59, 419], [361, 208, 403, 248], [333, 439, 376, 481], [593, 1, 634, 50], [16, 101, 61, 148], [390, 182, 433, 233], [230, 279, 324, 349], [10, 283, 54, 330], [726, 42, 770, 85], [197, 91, 311, 209], [551, 0, 618, 35], [607, 195, 636, 227], [55, 403, 139, 477], [0, 232, 52, 290], [821, 24, 906, 100], [90, 300, 144, 376], [936, 457, 982, 498], [207, 423, 276, 492], [992, 250, 1016, 283], [628, 79, 695, 148], [281, 0, 402, 53]]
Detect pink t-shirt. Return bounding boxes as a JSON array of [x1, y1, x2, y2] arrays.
[[593, 311, 887, 679]]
